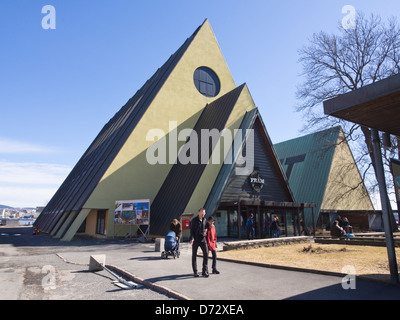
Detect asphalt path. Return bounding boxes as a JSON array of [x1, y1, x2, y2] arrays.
[[1, 226, 400, 302]]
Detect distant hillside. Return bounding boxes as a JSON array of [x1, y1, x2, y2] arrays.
[[0, 205, 14, 209]]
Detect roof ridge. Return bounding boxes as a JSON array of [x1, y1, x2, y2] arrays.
[[274, 125, 342, 146]]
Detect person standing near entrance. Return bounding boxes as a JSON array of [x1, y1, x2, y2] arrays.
[[206, 216, 220, 274], [271, 215, 280, 238], [190, 208, 209, 277], [246, 213, 255, 240]]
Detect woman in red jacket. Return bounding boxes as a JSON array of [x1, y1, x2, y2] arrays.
[[206, 217, 220, 274]]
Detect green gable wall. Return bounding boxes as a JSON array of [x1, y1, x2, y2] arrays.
[[274, 127, 340, 226]]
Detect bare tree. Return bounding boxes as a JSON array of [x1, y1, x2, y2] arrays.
[[296, 12, 400, 213]]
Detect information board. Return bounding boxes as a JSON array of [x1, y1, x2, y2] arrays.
[[114, 199, 150, 240], [114, 199, 150, 225]]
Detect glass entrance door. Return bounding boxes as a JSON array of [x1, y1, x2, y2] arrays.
[[228, 209, 238, 237], [214, 210, 228, 237]]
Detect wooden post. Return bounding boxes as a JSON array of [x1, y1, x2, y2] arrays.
[[238, 200, 241, 240], [296, 207, 301, 236], [311, 206, 316, 236], [257, 205, 260, 239], [284, 211, 288, 237]]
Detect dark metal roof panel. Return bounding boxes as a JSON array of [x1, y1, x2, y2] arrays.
[[149, 84, 246, 237], [203, 108, 258, 216], [34, 24, 203, 234]]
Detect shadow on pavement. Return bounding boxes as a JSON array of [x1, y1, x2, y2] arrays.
[[285, 281, 400, 300]]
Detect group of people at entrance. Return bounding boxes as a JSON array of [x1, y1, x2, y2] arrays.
[[246, 214, 281, 240], [170, 208, 220, 278]]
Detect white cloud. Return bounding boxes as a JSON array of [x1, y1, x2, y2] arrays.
[[0, 137, 60, 154], [0, 161, 70, 185], [0, 161, 71, 208], [0, 186, 58, 208]]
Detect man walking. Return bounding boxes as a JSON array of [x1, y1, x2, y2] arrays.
[[190, 208, 209, 277]]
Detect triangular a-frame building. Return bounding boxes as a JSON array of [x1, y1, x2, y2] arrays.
[[274, 126, 374, 227], [35, 20, 311, 241]]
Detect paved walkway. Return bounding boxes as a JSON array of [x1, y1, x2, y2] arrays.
[[58, 240, 400, 300], [1, 227, 400, 300]]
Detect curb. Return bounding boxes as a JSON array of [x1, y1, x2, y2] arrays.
[[213, 256, 397, 285], [106, 264, 192, 301]]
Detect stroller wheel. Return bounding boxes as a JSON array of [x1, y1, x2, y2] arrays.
[[161, 251, 166, 259], [177, 251, 180, 258], [173, 252, 176, 259]]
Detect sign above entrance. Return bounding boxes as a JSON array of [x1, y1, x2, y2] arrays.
[[249, 170, 265, 193]]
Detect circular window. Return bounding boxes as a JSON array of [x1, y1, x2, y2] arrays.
[[193, 67, 220, 98]]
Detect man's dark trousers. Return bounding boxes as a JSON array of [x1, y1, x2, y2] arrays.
[[192, 239, 208, 274]]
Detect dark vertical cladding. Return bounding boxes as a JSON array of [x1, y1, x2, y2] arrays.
[[150, 85, 246, 237], [34, 24, 204, 234], [203, 109, 258, 216], [219, 115, 294, 204]]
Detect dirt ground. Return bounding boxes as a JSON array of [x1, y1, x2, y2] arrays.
[[218, 243, 400, 282]]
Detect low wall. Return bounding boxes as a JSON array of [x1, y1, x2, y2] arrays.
[[222, 236, 313, 251]]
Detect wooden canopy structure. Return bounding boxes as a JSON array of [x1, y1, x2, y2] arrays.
[[323, 73, 400, 284], [324, 73, 400, 137]]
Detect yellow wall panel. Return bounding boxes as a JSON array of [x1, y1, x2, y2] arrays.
[[81, 20, 238, 238], [322, 129, 374, 211]]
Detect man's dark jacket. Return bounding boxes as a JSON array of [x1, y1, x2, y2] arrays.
[[190, 216, 207, 242]]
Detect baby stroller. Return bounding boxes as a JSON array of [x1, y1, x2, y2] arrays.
[[161, 231, 180, 259]]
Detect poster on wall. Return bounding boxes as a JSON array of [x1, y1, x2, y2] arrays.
[[114, 199, 150, 225], [114, 199, 150, 240]]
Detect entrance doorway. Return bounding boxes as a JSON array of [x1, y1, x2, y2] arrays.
[[239, 206, 257, 238], [228, 209, 238, 237], [218, 204, 290, 239], [217, 200, 315, 239]]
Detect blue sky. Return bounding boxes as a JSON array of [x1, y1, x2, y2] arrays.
[[1, 0, 399, 208]]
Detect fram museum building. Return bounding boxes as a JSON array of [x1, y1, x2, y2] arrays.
[[36, 20, 371, 241]]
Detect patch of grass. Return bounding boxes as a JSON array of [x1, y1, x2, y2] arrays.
[[218, 243, 400, 282]]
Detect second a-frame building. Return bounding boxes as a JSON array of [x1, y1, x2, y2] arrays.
[[274, 126, 374, 229], [34, 20, 314, 241]]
